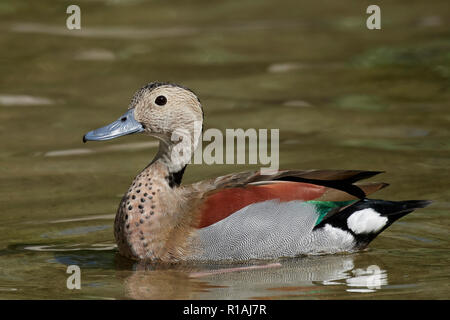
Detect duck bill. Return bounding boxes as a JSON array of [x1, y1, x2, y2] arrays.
[[83, 108, 144, 142]]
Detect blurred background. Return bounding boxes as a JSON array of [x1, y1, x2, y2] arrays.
[[0, 0, 448, 299]]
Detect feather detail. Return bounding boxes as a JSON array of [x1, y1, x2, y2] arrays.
[[197, 182, 325, 228], [315, 182, 389, 201], [190, 170, 387, 229]]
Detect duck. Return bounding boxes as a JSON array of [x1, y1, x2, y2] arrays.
[[83, 82, 431, 262]]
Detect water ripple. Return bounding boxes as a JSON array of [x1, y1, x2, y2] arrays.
[[24, 243, 116, 252]]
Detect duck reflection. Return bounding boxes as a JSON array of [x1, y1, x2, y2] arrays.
[[28, 244, 388, 299], [345, 265, 388, 293]]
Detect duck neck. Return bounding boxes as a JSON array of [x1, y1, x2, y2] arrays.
[[114, 135, 201, 261], [151, 127, 201, 183]]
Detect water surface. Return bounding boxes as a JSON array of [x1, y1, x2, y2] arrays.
[[0, 0, 449, 299]]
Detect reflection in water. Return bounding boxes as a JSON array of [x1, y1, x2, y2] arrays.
[[190, 263, 282, 278], [121, 255, 388, 299], [124, 269, 215, 300], [10, 243, 387, 298], [345, 265, 388, 293]]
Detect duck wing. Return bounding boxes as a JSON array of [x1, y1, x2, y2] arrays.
[[189, 170, 388, 228]]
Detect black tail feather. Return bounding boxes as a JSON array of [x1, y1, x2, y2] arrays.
[[275, 171, 385, 199], [315, 198, 432, 248]]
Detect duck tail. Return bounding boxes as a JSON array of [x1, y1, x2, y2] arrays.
[[314, 198, 432, 249]]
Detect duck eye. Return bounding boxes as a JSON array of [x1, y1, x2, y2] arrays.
[[155, 95, 167, 106]]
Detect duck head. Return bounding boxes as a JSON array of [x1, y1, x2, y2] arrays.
[[83, 82, 203, 172]]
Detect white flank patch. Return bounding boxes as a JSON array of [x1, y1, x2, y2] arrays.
[[347, 208, 388, 234], [323, 224, 355, 244]]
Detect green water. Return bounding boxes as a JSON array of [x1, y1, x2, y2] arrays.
[[0, 0, 449, 299]]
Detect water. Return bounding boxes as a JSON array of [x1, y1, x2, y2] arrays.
[[0, 0, 449, 299]]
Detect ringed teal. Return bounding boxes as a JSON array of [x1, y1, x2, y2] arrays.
[[83, 82, 431, 262]]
